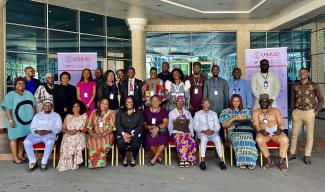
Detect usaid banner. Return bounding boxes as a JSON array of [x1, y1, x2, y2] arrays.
[[245, 47, 288, 122], [58, 53, 97, 85]]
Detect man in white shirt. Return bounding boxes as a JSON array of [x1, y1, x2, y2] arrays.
[[251, 59, 281, 109], [23, 97, 62, 172], [194, 97, 226, 171]]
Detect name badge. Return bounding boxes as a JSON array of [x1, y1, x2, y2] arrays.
[[264, 81, 268, 88], [194, 88, 199, 95], [214, 90, 218, 96], [151, 118, 156, 125], [263, 119, 268, 124], [129, 91, 134, 96], [99, 121, 104, 128], [109, 93, 114, 100], [232, 89, 236, 94], [84, 92, 89, 98]]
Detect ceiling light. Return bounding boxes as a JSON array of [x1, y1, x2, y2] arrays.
[[160, 0, 267, 14]]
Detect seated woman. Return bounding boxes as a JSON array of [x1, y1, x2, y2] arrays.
[[143, 95, 169, 165], [219, 94, 258, 169], [86, 98, 115, 168], [57, 100, 87, 171], [116, 96, 143, 167], [168, 96, 197, 168]]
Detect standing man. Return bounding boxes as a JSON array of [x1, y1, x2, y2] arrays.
[[228, 68, 253, 109], [158, 62, 171, 83], [120, 67, 143, 109], [34, 73, 58, 112], [94, 68, 104, 108], [289, 68, 324, 164], [186, 62, 207, 116], [24, 66, 41, 95], [203, 65, 229, 115], [251, 59, 281, 109], [116, 68, 126, 93]]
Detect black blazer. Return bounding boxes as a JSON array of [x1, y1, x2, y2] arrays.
[[115, 109, 143, 142], [120, 78, 143, 109]]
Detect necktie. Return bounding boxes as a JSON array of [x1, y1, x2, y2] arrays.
[[129, 80, 134, 91]]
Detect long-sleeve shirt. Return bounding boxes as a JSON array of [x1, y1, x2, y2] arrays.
[[168, 108, 194, 136], [252, 108, 285, 132], [203, 77, 229, 114], [251, 72, 281, 108], [30, 111, 62, 136], [228, 78, 253, 109], [291, 80, 324, 113], [193, 110, 220, 134], [115, 109, 143, 141]]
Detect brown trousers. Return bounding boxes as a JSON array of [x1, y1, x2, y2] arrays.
[[256, 133, 289, 158], [290, 109, 315, 156]]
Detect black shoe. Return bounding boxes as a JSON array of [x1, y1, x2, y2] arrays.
[[304, 156, 311, 165], [130, 158, 136, 167], [26, 163, 38, 172], [122, 157, 128, 167], [40, 164, 48, 171], [220, 161, 227, 170], [199, 161, 207, 171], [288, 153, 296, 161]]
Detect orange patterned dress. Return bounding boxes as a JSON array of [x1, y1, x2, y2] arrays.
[[86, 110, 115, 168]]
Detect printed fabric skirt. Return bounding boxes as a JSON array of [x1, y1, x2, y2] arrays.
[[230, 132, 258, 166], [173, 133, 197, 164]]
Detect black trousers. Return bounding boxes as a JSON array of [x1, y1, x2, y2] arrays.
[[117, 139, 141, 159]]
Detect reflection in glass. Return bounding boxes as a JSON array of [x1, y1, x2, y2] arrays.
[[107, 17, 130, 39], [6, 0, 46, 27], [80, 12, 105, 36], [107, 39, 131, 59], [49, 30, 78, 54], [6, 52, 47, 84], [80, 35, 106, 57], [6, 24, 46, 53], [48, 5, 77, 32]]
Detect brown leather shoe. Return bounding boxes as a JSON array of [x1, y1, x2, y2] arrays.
[[304, 156, 311, 165]]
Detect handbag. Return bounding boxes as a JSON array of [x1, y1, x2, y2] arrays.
[[173, 116, 190, 133], [233, 120, 254, 133]]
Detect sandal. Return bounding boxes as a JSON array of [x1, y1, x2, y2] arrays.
[[157, 157, 165, 165], [147, 161, 156, 166], [179, 161, 185, 168], [239, 165, 247, 169], [130, 157, 136, 167], [279, 161, 288, 171], [122, 157, 128, 167], [248, 165, 256, 170], [185, 161, 190, 168], [40, 164, 48, 171]]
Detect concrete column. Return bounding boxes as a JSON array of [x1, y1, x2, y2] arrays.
[[0, 0, 5, 129], [236, 29, 250, 78], [127, 18, 147, 81]]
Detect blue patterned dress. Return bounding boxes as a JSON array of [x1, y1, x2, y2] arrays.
[[219, 108, 258, 166]]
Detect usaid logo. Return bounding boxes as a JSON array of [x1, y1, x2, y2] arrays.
[[65, 56, 92, 63]]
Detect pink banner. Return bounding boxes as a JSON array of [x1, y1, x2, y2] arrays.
[[58, 53, 97, 85], [245, 48, 288, 120]]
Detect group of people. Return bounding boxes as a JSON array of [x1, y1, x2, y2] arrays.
[[1, 59, 323, 173]]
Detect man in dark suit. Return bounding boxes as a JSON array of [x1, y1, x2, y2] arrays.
[[120, 67, 143, 109]]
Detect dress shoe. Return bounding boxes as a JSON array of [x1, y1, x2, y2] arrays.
[[199, 161, 207, 171], [303, 156, 311, 165]]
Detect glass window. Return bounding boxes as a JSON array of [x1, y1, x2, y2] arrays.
[[49, 30, 78, 54], [80, 12, 105, 36], [80, 35, 106, 57], [147, 33, 170, 55], [6, 52, 47, 85], [6, 0, 46, 27], [191, 32, 213, 44], [107, 17, 130, 39], [48, 57, 58, 81], [213, 32, 236, 44], [107, 38, 131, 59], [6, 24, 46, 53], [48, 5, 77, 32], [250, 32, 266, 43]]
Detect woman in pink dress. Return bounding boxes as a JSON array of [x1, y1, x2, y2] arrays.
[[77, 68, 96, 116]]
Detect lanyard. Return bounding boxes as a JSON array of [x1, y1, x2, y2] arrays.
[[261, 73, 268, 82], [262, 109, 269, 124], [194, 76, 200, 88]]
